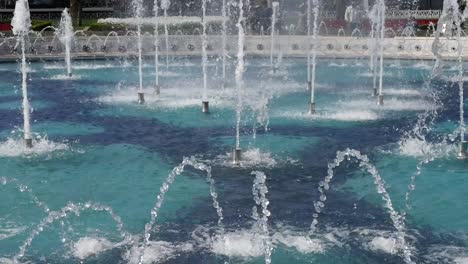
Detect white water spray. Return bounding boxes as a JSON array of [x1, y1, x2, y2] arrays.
[[270, 2, 279, 69], [133, 0, 145, 103], [221, 0, 227, 88], [138, 157, 224, 264], [251, 171, 272, 264], [201, 0, 209, 105], [154, 0, 161, 95], [161, 0, 171, 69], [309, 149, 414, 263], [13, 202, 132, 263], [308, 0, 319, 114], [57, 8, 73, 77], [234, 0, 246, 163], [11, 0, 33, 148]]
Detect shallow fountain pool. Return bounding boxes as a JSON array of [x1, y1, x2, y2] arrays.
[[0, 57, 466, 264]]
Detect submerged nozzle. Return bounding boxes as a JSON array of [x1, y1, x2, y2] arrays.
[[138, 92, 145, 104], [68, 73, 72, 78], [233, 148, 242, 165], [378, 95, 384, 106], [309, 102, 316, 115], [457, 141, 468, 160], [373, 88, 378, 97], [155, 85, 160, 95], [202, 101, 209, 113], [25, 138, 33, 148]]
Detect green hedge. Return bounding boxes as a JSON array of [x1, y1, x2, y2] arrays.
[[31, 20, 53, 31]]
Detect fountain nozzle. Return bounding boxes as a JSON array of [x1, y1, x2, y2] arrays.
[[155, 85, 160, 95], [233, 148, 242, 165], [68, 73, 72, 78], [25, 138, 33, 148], [309, 102, 316, 115], [457, 141, 468, 160], [373, 88, 378, 97], [307, 81, 312, 92], [378, 95, 384, 106], [138, 92, 145, 104], [202, 101, 210, 113]]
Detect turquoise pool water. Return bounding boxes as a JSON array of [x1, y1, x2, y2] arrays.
[[0, 56, 466, 263]]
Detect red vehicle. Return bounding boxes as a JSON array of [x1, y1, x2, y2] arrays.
[[0, 23, 12, 31]]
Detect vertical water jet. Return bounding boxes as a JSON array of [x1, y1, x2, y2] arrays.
[[161, 0, 171, 69], [57, 8, 73, 77], [221, 0, 227, 89], [153, 0, 161, 96], [233, 0, 246, 165], [201, 0, 210, 113], [134, 0, 145, 104], [308, 0, 319, 114], [270, 2, 279, 72], [11, 0, 33, 148]]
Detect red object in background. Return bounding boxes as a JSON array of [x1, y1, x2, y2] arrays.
[[0, 23, 12, 31], [417, 19, 438, 26]]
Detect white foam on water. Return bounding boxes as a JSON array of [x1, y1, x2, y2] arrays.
[[216, 148, 277, 168], [369, 236, 396, 254], [125, 241, 193, 264], [455, 257, 468, 264], [72, 237, 114, 259], [424, 245, 468, 264], [398, 137, 455, 158], [341, 98, 437, 111], [211, 230, 265, 258], [47, 74, 81, 80], [384, 88, 423, 96], [0, 137, 69, 157], [0, 226, 26, 240], [276, 110, 379, 121], [272, 232, 325, 254], [411, 62, 432, 70], [99, 87, 232, 109]]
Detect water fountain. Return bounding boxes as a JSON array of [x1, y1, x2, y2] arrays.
[[307, 0, 319, 114], [270, 2, 279, 73], [221, 0, 227, 89], [153, 0, 161, 96], [374, 0, 386, 105], [134, 0, 145, 104], [251, 171, 272, 264], [201, 0, 210, 113], [309, 149, 414, 264], [57, 8, 73, 77], [432, 0, 467, 159], [138, 157, 224, 264], [11, 0, 33, 148], [161, 0, 171, 69], [233, 0, 245, 165]]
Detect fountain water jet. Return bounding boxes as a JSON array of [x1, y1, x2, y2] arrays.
[[221, 0, 227, 89], [251, 171, 272, 264], [201, 0, 210, 113], [138, 157, 224, 264], [308, 0, 319, 114], [133, 0, 145, 104], [309, 149, 414, 263], [162, 0, 171, 69], [233, 0, 246, 165], [13, 202, 132, 263], [270, 2, 279, 73], [57, 8, 73, 77], [432, 0, 467, 159], [153, 0, 161, 96], [11, 0, 33, 148], [372, 0, 386, 105]]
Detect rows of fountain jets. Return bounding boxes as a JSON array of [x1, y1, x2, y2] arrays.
[[7, 0, 467, 160]]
